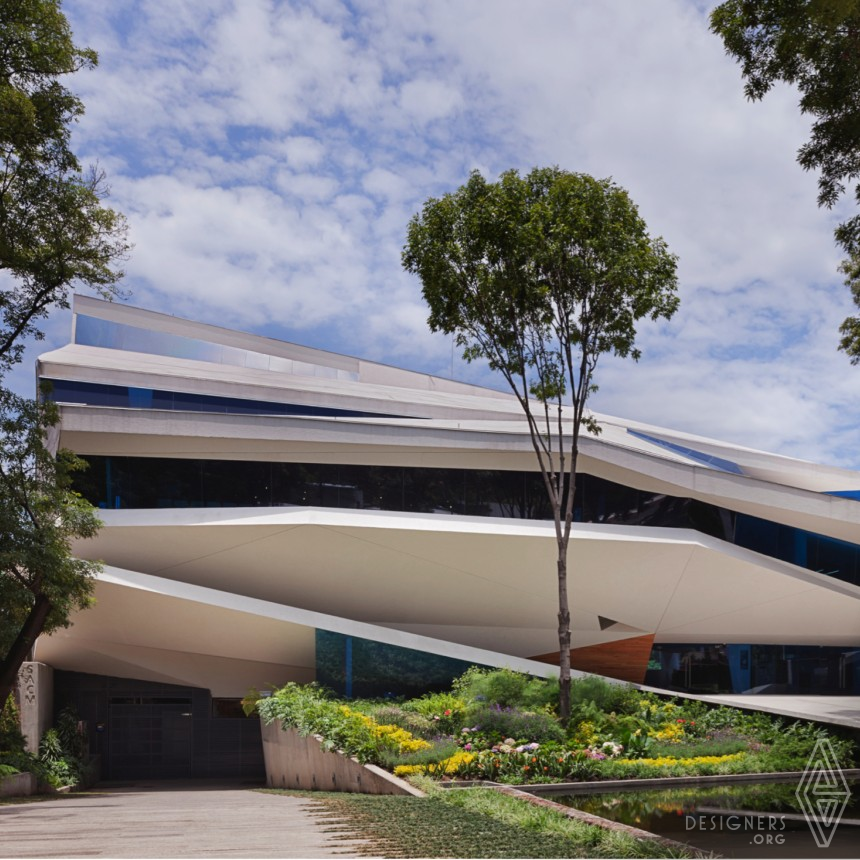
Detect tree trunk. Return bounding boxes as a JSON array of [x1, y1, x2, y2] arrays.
[[557, 544, 572, 724], [0, 594, 52, 707]]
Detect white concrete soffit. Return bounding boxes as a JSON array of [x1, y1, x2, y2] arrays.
[[71, 508, 860, 650], [35, 564, 565, 696]]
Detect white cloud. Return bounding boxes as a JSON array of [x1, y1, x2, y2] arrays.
[[9, 0, 848, 469]]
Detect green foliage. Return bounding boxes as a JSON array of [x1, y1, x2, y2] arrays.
[[400, 691, 467, 736], [377, 738, 461, 771], [257, 683, 377, 763], [453, 667, 558, 712], [648, 737, 748, 759], [0, 747, 48, 782], [354, 703, 437, 740], [257, 682, 427, 765], [0, 694, 25, 752], [453, 746, 600, 784], [466, 704, 566, 746], [710, 0, 860, 358], [570, 676, 638, 715], [36, 711, 88, 788], [0, 0, 129, 376], [272, 787, 690, 859], [54, 705, 85, 760], [0, 392, 101, 703]]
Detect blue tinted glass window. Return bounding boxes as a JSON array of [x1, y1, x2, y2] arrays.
[[43, 378, 412, 420], [627, 429, 743, 475]]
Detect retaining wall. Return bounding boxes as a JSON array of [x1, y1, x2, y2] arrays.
[[0, 773, 37, 798], [260, 719, 422, 796]]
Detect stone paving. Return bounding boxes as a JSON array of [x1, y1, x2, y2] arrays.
[[0, 781, 369, 859]]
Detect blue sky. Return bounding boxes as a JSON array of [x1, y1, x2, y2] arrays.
[[12, 0, 860, 468]]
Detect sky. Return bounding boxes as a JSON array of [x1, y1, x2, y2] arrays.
[[12, 0, 860, 469]]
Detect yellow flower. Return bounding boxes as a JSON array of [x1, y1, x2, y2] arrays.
[[393, 751, 474, 777], [341, 707, 431, 753], [616, 753, 745, 767]]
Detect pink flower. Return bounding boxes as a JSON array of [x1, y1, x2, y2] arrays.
[[464, 743, 472, 751]]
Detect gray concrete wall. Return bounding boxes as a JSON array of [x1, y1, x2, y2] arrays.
[[0, 772, 37, 797], [260, 719, 423, 796], [17, 662, 53, 755]]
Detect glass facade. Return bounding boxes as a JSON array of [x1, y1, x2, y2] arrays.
[[74, 314, 359, 381], [626, 429, 743, 475], [735, 513, 860, 587], [43, 378, 411, 420], [72, 455, 860, 588], [74, 455, 727, 534], [315, 630, 478, 698], [645, 644, 860, 695]]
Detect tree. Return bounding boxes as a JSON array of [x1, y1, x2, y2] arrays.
[[710, 0, 860, 360], [0, 1, 126, 701], [0, 391, 100, 707], [402, 168, 679, 721], [0, 0, 129, 374]]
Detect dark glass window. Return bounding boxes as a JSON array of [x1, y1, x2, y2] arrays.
[[646, 643, 860, 695], [316, 630, 477, 698], [202, 460, 271, 507], [72, 455, 860, 589]]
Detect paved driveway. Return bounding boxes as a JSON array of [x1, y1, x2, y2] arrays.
[[0, 781, 366, 859]]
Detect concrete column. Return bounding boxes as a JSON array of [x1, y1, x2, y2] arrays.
[[17, 662, 53, 755]]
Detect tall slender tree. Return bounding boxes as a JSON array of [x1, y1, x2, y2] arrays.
[[403, 167, 679, 721]]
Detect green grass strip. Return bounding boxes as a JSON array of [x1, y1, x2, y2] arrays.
[[260, 786, 692, 858]]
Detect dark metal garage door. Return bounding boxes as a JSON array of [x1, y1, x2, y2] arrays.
[[108, 697, 193, 780]]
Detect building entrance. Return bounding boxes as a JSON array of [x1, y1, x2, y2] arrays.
[[108, 697, 194, 780]]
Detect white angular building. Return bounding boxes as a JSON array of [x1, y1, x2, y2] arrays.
[[29, 295, 860, 779]]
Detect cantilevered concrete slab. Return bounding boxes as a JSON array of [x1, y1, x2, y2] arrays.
[[36, 566, 566, 697], [68, 508, 860, 667]]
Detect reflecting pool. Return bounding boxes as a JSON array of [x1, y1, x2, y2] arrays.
[[551, 779, 859, 858]]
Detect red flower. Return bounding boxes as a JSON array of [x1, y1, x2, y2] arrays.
[[444, 709, 451, 716]]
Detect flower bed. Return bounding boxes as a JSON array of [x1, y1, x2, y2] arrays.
[[250, 668, 857, 789]]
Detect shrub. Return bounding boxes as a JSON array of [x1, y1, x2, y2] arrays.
[[465, 704, 565, 746], [570, 676, 638, 715], [400, 692, 467, 735], [0, 695, 25, 753], [453, 667, 558, 712], [379, 738, 461, 771], [257, 683, 431, 764], [352, 703, 437, 740]]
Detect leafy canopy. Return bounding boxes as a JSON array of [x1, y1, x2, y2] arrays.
[[403, 167, 678, 440], [0, 0, 119, 702], [710, 0, 860, 359], [0, 391, 100, 659], [0, 0, 129, 375]]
